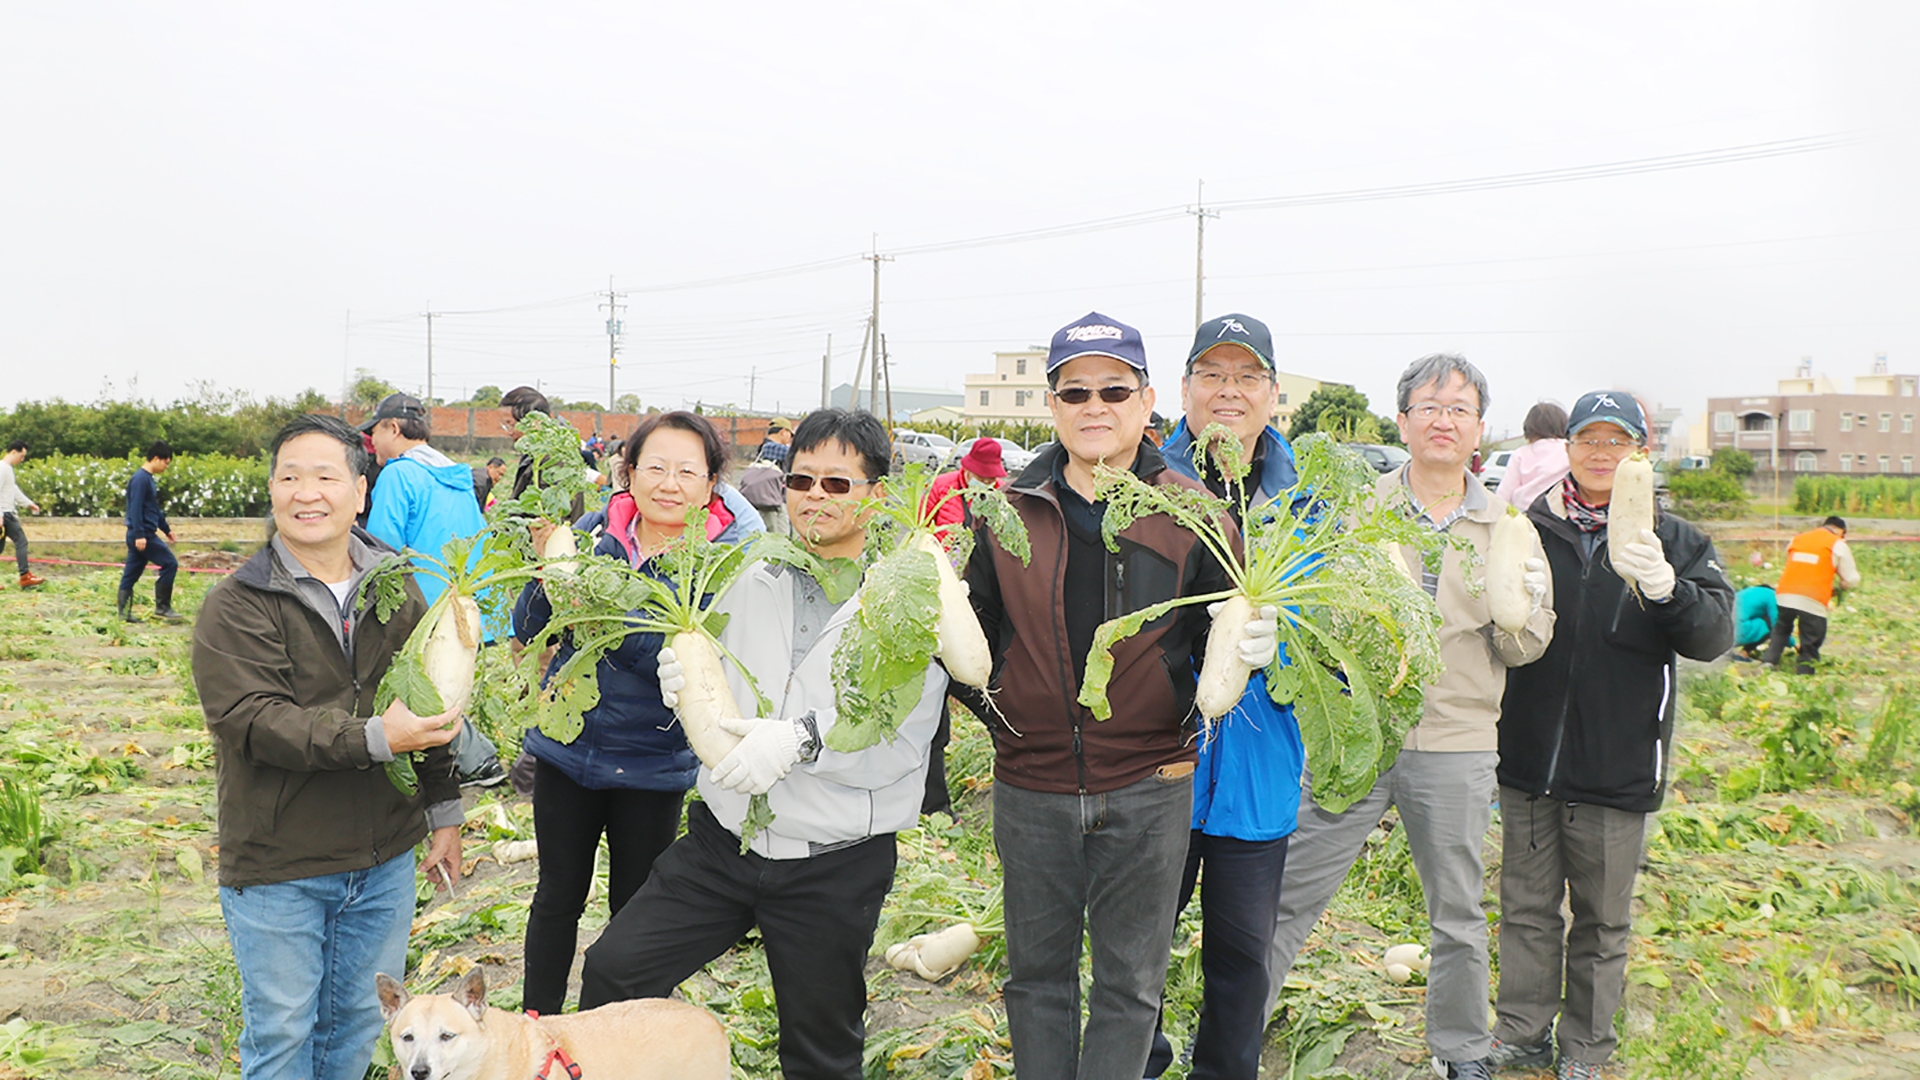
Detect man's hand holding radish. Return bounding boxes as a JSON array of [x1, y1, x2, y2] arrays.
[[1208, 601, 1281, 670], [709, 717, 807, 794]]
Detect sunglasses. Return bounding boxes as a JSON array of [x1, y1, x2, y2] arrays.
[[1052, 385, 1143, 405], [784, 473, 879, 495]]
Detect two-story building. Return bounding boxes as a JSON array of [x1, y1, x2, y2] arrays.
[[1704, 356, 1920, 475]]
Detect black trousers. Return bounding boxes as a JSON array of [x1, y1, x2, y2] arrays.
[[1762, 606, 1828, 674], [1, 513, 27, 575], [1150, 830, 1291, 1080], [579, 802, 898, 1080], [521, 760, 684, 1014]]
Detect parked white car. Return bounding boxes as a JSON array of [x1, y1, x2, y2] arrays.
[[988, 437, 1037, 474], [891, 430, 957, 473], [1480, 448, 1514, 490]]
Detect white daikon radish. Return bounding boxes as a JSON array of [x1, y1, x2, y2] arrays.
[[668, 631, 744, 768], [1608, 452, 1656, 596], [1485, 505, 1540, 634], [422, 594, 483, 715], [1380, 539, 1418, 585], [885, 923, 982, 981], [1195, 594, 1257, 721], [543, 524, 579, 577], [494, 839, 539, 864], [916, 532, 991, 688], [1386, 963, 1414, 984], [1383, 942, 1431, 973]]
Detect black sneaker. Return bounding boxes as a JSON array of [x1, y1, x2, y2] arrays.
[[460, 757, 509, 788], [1485, 1037, 1553, 1071], [1433, 1057, 1493, 1080]]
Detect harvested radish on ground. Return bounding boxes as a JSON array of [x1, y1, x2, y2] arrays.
[[885, 922, 983, 982], [1383, 942, 1431, 973], [1077, 428, 1451, 813], [808, 465, 1029, 753], [1486, 504, 1541, 634], [1609, 451, 1656, 595]]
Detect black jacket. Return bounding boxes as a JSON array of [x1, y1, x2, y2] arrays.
[[1498, 487, 1734, 813]]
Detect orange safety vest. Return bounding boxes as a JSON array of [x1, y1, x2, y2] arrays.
[[1777, 527, 1840, 605]]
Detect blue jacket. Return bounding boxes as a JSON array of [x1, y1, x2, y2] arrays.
[[514, 489, 758, 792], [1162, 420, 1305, 840], [365, 446, 487, 607], [1161, 419, 1300, 505], [124, 468, 170, 540], [1734, 585, 1779, 649]]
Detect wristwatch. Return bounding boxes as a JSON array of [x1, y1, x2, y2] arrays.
[[795, 711, 822, 763]]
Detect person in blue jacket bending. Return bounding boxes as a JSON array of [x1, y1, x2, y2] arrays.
[[1732, 584, 1782, 659], [1148, 313, 1304, 1080]]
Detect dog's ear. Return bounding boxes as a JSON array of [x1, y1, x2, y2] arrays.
[[375, 973, 409, 1021], [454, 966, 488, 1022]]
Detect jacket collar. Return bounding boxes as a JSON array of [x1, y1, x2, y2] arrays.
[[1010, 438, 1168, 503], [234, 527, 397, 595]]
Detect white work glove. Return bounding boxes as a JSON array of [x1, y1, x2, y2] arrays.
[[709, 717, 803, 795], [656, 646, 685, 710], [1522, 558, 1548, 614], [1210, 601, 1280, 669], [1615, 529, 1676, 602]]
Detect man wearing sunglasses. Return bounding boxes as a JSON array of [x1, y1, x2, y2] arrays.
[[585, 409, 947, 1080], [961, 312, 1257, 1079]]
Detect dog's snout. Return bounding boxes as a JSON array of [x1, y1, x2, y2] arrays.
[[410, 1066, 432, 1080]]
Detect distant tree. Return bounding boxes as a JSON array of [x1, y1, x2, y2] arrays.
[[1289, 385, 1373, 441], [614, 393, 643, 414], [350, 370, 397, 409], [469, 385, 503, 407], [1711, 447, 1756, 477]]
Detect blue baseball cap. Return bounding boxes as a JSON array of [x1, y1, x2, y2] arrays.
[[1567, 390, 1647, 442], [1046, 312, 1148, 375]]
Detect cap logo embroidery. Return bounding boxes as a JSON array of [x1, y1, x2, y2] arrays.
[[1064, 324, 1124, 342], [1217, 319, 1248, 338], [1593, 393, 1620, 409]]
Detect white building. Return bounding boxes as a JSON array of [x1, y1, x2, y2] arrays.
[[963, 349, 1049, 422]]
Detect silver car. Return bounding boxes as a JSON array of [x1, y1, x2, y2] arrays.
[[890, 430, 957, 473]]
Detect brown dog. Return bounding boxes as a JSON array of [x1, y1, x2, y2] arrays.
[[376, 968, 729, 1080]]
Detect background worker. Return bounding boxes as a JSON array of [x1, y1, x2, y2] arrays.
[[120, 440, 183, 623], [1148, 313, 1301, 1080], [472, 455, 508, 511], [1266, 354, 1552, 1080], [0, 441, 45, 588], [1761, 515, 1860, 674], [1731, 583, 1779, 660], [1494, 390, 1732, 1080]]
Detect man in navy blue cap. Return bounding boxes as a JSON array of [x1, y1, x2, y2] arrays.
[[960, 313, 1266, 1079]]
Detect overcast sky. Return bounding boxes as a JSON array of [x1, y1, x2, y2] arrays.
[[4, 3, 1915, 436]]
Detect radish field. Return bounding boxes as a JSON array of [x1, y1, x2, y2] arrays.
[[0, 533, 1916, 1078]]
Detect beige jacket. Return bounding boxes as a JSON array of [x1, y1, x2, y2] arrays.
[[1380, 470, 1554, 753]]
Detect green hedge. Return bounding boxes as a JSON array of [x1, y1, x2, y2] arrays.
[[16, 453, 269, 518], [1793, 475, 1920, 519]]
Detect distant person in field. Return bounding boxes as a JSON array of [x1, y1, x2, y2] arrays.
[[120, 440, 183, 623], [922, 436, 1008, 544], [0, 440, 46, 588], [1731, 583, 1780, 660], [360, 391, 506, 789], [1493, 390, 1733, 1080], [757, 416, 794, 464], [192, 413, 464, 1080], [472, 455, 508, 511], [1761, 515, 1860, 674], [1495, 400, 1571, 510]]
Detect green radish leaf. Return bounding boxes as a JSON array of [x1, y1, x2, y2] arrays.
[[967, 481, 1032, 566], [751, 534, 865, 604], [825, 544, 943, 749], [380, 644, 444, 717], [384, 755, 419, 796], [738, 793, 775, 854], [1077, 595, 1202, 720]]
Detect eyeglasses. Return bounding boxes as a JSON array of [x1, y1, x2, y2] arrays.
[[1190, 370, 1273, 391], [636, 464, 709, 485], [1571, 437, 1636, 451], [1403, 403, 1481, 422], [1052, 385, 1143, 405], [784, 473, 878, 495]]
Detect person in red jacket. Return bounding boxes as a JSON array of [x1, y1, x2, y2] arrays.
[[922, 437, 1008, 543]]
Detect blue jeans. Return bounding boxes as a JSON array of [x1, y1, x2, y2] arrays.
[[120, 534, 177, 596], [219, 852, 416, 1080], [993, 771, 1194, 1080]]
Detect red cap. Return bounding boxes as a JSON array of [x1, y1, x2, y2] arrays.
[[959, 437, 1007, 479]]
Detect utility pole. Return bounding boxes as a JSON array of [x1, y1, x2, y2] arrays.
[[881, 334, 894, 436], [848, 321, 871, 409], [340, 309, 350, 419], [423, 306, 437, 404], [1189, 180, 1219, 329], [819, 333, 832, 410], [748, 367, 758, 415], [864, 242, 893, 413], [600, 277, 627, 410]]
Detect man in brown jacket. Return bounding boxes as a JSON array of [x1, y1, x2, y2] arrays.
[[192, 413, 465, 1080], [963, 313, 1258, 1079], [1264, 354, 1554, 1080]]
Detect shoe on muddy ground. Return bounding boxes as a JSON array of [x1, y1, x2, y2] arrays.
[[1484, 1037, 1553, 1071], [18, 573, 45, 588], [1432, 1056, 1492, 1080], [460, 757, 509, 788], [154, 607, 187, 623], [1557, 1059, 1607, 1080]]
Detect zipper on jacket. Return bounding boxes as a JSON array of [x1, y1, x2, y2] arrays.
[[1541, 530, 1601, 796]]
